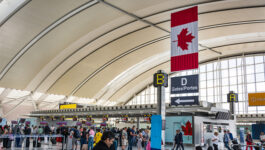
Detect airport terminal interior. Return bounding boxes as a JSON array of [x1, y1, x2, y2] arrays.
[[0, 0, 265, 149]]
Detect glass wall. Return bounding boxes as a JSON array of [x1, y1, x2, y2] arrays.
[[126, 54, 265, 114]]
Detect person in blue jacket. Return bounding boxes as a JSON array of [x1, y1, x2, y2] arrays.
[[223, 130, 231, 150], [173, 129, 184, 150], [227, 130, 234, 141]]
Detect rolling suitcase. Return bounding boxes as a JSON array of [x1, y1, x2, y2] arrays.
[[37, 142, 41, 147], [33, 140, 37, 147], [26, 138, 30, 147], [7, 139, 12, 148], [51, 138, 57, 145]]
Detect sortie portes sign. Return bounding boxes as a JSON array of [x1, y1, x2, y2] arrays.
[[171, 74, 199, 94]]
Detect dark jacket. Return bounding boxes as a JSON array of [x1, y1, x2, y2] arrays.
[[174, 132, 183, 144], [93, 141, 110, 150], [246, 134, 253, 143], [24, 127, 31, 135], [44, 126, 51, 134]]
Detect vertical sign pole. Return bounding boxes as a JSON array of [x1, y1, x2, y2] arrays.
[[156, 70, 166, 150]]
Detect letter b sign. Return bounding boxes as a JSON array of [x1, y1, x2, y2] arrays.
[[154, 73, 168, 87]]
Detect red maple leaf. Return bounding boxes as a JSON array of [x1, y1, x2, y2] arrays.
[[174, 28, 195, 51], [181, 120, 192, 136]]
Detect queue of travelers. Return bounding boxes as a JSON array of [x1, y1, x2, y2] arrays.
[[0, 124, 151, 150], [2, 123, 265, 150]]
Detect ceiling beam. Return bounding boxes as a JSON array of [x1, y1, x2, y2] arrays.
[[199, 43, 222, 55], [98, 0, 170, 33]]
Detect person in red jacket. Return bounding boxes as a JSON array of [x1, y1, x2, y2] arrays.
[[246, 131, 253, 150]]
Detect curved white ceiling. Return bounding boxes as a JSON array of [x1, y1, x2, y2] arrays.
[[0, 0, 264, 115]]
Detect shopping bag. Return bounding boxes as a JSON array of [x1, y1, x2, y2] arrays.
[[82, 144, 88, 150]]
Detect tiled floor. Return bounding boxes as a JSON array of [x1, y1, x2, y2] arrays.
[[3, 141, 195, 150]]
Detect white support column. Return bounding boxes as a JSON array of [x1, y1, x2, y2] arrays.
[[242, 54, 248, 114], [0, 104, 4, 117], [35, 94, 49, 110], [4, 93, 32, 117], [0, 89, 12, 116], [0, 88, 12, 101]]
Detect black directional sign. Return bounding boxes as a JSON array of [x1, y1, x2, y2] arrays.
[[171, 96, 199, 106], [227, 91, 238, 103], [171, 74, 199, 94]]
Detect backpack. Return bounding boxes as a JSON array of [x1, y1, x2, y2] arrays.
[[74, 129, 80, 138]]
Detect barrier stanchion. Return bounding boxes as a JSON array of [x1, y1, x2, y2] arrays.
[[62, 136, 65, 150], [0, 134, 64, 149]]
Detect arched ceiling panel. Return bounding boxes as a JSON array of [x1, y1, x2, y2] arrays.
[[104, 0, 212, 17], [39, 6, 265, 97], [198, 23, 265, 41], [145, 1, 265, 23], [0, 0, 264, 113], [27, 18, 143, 92], [48, 25, 167, 95], [199, 42, 265, 62], [0, 3, 128, 89], [0, 0, 90, 74], [93, 52, 169, 101], [109, 62, 170, 104], [74, 38, 170, 98]]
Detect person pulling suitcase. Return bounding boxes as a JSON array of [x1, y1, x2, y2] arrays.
[[24, 124, 31, 148]]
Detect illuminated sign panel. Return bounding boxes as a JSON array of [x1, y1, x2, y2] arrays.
[[59, 104, 77, 109], [248, 93, 265, 106]]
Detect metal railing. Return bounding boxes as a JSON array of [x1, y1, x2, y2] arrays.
[[0, 134, 65, 150], [231, 143, 265, 150]]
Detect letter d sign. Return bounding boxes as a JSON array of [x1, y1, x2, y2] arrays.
[[181, 78, 187, 86]]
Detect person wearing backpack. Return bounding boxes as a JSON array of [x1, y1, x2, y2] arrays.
[[72, 126, 80, 150], [24, 124, 31, 148], [246, 131, 253, 150]]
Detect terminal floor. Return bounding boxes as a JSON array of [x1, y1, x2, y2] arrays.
[[2, 142, 196, 150]]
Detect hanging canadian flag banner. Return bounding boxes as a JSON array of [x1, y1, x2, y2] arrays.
[[171, 6, 198, 72]]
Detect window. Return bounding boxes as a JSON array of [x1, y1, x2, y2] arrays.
[[229, 59, 237, 68], [246, 57, 254, 65], [247, 83, 255, 93], [207, 72, 213, 80], [256, 73, 265, 82], [247, 74, 255, 83], [200, 65, 206, 73], [207, 63, 213, 72], [255, 55, 264, 64], [125, 53, 265, 114], [255, 64, 264, 73], [221, 60, 228, 69], [256, 82, 265, 92], [229, 68, 237, 77], [221, 70, 229, 78], [246, 65, 255, 74]]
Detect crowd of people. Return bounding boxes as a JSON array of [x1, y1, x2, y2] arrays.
[[202, 130, 265, 150], [2, 123, 265, 150], [0, 124, 151, 150]]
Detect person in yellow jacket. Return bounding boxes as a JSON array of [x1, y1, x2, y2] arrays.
[[93, 129, 103, 147]]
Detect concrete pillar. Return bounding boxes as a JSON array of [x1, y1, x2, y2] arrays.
[[137, 117, 140, 129]]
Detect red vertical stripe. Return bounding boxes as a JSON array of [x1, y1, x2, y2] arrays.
[[171, 6, 198, 27], [171, 53, 198, 72]]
